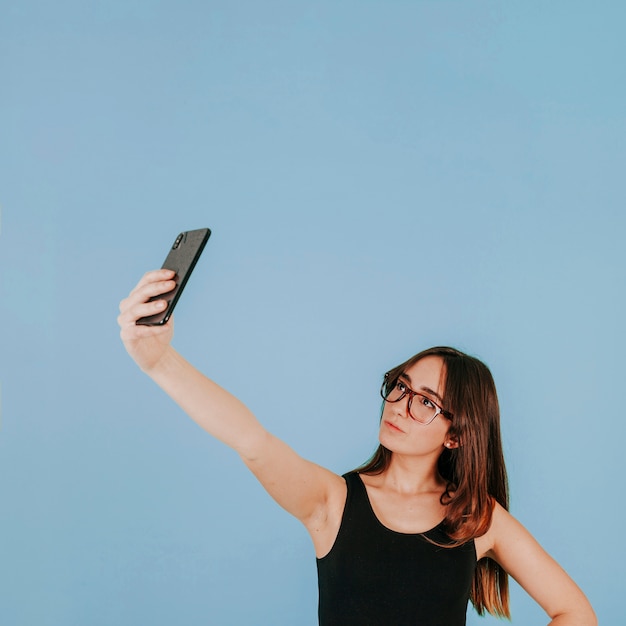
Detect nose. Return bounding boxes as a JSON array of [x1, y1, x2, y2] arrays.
[[393, 393, 412, 419]]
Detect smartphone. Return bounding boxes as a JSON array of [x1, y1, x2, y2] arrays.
[[136, 227, 211, 326]]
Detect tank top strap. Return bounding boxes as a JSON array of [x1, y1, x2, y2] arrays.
[[341, 471, 367, 504], [340, 472, 379, 532]]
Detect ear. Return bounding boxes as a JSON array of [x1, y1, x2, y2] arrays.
[[443, 434, 461, 449]]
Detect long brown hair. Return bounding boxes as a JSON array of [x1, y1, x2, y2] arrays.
[[357, 346, 510, 618]]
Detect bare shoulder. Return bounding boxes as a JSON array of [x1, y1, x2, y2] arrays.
[[474, 499, 507, 560], [476, 500, 553, 561]]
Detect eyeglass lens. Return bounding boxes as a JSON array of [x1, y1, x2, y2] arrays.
[[384, 383, 438, 423]]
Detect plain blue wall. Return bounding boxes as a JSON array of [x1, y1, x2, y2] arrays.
[[1, 1, 624, 624]]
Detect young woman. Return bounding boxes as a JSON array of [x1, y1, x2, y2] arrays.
[[118, 269, 597, 625]]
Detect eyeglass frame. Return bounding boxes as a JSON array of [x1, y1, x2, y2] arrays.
[[380, 372, 454, 425]]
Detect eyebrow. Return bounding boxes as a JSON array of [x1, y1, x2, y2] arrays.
[[399, 373, 444, 404]]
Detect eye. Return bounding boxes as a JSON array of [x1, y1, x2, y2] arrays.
[[396, 381, 407, 392], [419, 394, 435, 409]]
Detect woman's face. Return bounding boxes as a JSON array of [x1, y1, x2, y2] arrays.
[[378, 355, 455, 457]]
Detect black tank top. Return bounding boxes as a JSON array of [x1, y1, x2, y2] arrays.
[[316, 472, 476, 626]]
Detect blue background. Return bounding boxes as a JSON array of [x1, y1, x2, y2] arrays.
[[1, 1, 624, 624]]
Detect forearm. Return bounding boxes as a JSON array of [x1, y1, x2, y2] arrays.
[[146, 346, 267, 458]]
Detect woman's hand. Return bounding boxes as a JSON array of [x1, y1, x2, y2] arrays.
[[117, 269, 177, 373]]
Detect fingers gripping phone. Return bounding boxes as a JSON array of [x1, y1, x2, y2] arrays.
[[136, 228, 211, 326]]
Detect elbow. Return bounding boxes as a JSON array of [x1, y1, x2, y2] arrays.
[[576, 598, 598, 626], [579, 609, 598, 626], [587, 607, 598, 626], [550, 604, 597, 626], [236, 428, 273, 464]]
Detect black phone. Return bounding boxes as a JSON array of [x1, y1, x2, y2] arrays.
[[136, 228, 211, 326]]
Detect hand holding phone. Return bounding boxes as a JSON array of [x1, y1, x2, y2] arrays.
[[136, 228, 211, 326]]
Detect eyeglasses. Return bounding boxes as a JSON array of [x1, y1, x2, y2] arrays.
[[380, 373, 453, 425]]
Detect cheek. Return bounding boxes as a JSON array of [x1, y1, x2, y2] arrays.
[[379, 404, 393, 424], [411, 421, 452, 449], [380, 403, 395, 419]]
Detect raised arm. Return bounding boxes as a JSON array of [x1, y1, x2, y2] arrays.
[[117, 270, 345, 532], [476, 502, 597, 626]]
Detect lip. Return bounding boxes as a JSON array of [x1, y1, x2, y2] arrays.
[[384, 420, 405, 433]]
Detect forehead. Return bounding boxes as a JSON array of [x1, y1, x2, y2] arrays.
[[402, 356, 446, 396]]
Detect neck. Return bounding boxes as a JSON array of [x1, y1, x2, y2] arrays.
[[381, 452, 445, 495]]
